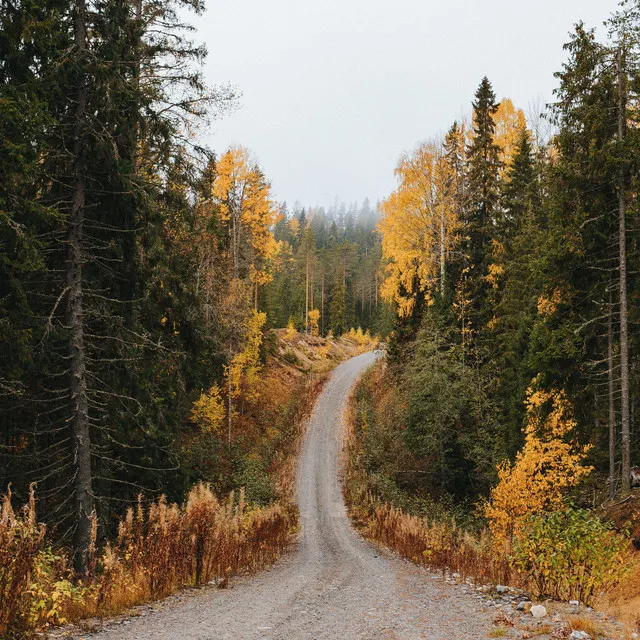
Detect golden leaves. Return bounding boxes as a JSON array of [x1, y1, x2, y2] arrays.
[[378, 142, 459, 316], [485, 379, 593, 543], [190, 385, 225, 434], [493, 98, 527, 174], [213, 145, 279, 282], [537, 287, 563, 317]]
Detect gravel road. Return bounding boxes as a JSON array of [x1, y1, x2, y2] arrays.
[[89, 351, 492, 639]]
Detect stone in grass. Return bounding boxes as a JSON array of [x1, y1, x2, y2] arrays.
[[530, 605, 547, 618], [568, 631, 591, 640], [569, 600, 580, 606], [496, 585, 509, 594]]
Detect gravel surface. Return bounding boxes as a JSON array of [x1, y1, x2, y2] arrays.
[[86, 351, 493, 639]]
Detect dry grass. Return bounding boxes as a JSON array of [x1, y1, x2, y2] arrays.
[[489, 627, 508, 638], [0, 485, 46, 637], [355, 499, 515, 587], [597, 561, 640, 632], [0, 484, 296, 636], [568, 615, 604, 638], [92, 484, 295, 613]]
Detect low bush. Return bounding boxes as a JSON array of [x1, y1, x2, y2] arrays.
[[512, 507, 632, 605]]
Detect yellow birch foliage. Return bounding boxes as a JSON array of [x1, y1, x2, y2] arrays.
[[308, 309, 320, 337], [285, 318, 297, 339], [485, 379, 593, 542], [213, 146, 278, 284], [228, 309, 267, 401], [190, 385, 225, 434], [378, 142, 458, 316], [493, 98, 527, 174]]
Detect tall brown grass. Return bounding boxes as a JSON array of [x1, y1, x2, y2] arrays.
[[95, 484, 294, 611], [0, 485, 46, 636], [0, 484, 295, 636], [349, 495, 515, 587]]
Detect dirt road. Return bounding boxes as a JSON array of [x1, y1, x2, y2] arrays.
[[90, 351, 492, 639]]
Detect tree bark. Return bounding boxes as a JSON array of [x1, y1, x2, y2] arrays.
[[608, 281, 616, 499], [617, 45, 631, 491], [305, 242, 309, 334], [68, 0, 93, 577], [440, 208, 446, 297]]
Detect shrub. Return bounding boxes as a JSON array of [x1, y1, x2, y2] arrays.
[[282, 349, 301, 366], [191, 384, 226, 433], [512, 507, 632, 604], [485, 380, 593, 542]]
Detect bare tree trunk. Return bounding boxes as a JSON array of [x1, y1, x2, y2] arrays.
[[321, 271, 325, 335], [68, 0, 92, 577], [375, 272, 378, 308], [608, 281, 616, 499], [232, 213, 238, 280], [617, 45, 631, 491], [228, 340, 233, 452], [440, 208, 446, 297], [305, 246, 309, 334]]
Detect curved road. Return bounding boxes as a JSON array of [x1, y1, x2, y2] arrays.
[[91, 352, 491, 639]]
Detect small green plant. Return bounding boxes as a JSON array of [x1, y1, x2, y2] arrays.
[[512, 506, 632, 604], [282, 349, 301, 366]]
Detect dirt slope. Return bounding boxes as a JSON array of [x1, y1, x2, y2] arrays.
[[86, 351, 492, 639]]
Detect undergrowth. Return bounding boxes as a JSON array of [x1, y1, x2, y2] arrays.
[[0, 484, 295, 637]]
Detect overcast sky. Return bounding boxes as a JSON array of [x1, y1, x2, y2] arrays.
[[198, 0, 619, 209]]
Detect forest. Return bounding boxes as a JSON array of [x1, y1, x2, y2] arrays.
[[366, 11, 640, 508], [1, 0, 640, 636]]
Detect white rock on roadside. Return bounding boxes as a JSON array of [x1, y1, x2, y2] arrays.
[[530, 605, 547, 618], [568, 631, 591, 640], [569, 600, 580, 606], [496, 585, 508, 593]]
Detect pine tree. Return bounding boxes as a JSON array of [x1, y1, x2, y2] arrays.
[[466, 78, 502, 275]]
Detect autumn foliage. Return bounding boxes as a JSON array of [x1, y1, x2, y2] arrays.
[[0, 486, 46, 636], [485, 380, 593, 542]]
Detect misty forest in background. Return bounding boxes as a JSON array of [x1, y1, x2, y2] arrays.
[[361, 3, 640, 517], [0, 0, 386, 581]]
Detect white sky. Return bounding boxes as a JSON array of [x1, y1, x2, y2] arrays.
[[198, 0, 619, 209]]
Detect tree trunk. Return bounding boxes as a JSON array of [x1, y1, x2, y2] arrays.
[[305, 246, 309, 334], [608, 281, 616, 499], [321, 271, 325, 335], [440, 208, 446, 297], [68, 0, 93, 577], [617, 45, 631, 491]]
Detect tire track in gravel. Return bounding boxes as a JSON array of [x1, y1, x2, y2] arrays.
[[88, 351, 493, 639]]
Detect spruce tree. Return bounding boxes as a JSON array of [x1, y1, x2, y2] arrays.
[[463, 77, 502, 335]]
